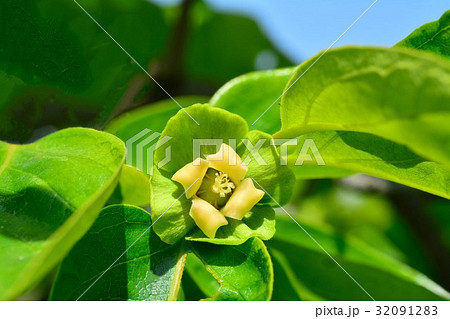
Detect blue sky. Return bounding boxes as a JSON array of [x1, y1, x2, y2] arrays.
[[152, 0, 449, 63]]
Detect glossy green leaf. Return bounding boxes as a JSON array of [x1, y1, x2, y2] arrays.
[[0, 128, 125, 300], [208, 67, 355, 180], [51, 205, 274, 301], [396, 10, 450, 59], [184, 253, 220, 299], [0, 0, 167, 141], [277, 47, 450, 165], [210, 68, 295, 134], [189, 238, 273, 300], [288, 132, 450, 199], [108, 165, 150, 207], [50, 205, 186, 301], [183, 242, 302, 301], [268, 217, 450, 301]]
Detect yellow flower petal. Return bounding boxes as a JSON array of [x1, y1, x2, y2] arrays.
[[189, 197, 228, 238], [221, 178, 265, 220], [206, 143, 247, 182], [172, 158, 209, 198]]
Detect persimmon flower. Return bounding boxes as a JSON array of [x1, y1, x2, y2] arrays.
[[149, 103, 294, 245], [172, 144, 265, 238]]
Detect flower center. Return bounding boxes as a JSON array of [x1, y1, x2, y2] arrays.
[[196, 168, 235, 208], [212, 172, 235, 197]]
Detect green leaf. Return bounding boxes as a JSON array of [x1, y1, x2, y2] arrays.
[[210, 68, 295, 134], [108, 165, 150, 207], [277, 47, 450, 165], [291, 165, 352, 180], [185, 2, 292, 85], [0, 0, 167, 141], [105, 96, 209, 143], [154, 103, 248, 173], [50, 204, 186, 301], [186, 205, 275, 245], [268, 217, 450, 301], [0, 128, 125, 300], [183, 253, 220, 298], [189, 238, 273, 300], [51, 205, 274, 301], [178, 271, 206, 300], [208, 68, 355, 180], [269, 249, 303, 301], [238, 130, 295, 205], [396, 10, 450, 59], [288, 132, 450, 199], [149, 168, 195, 245]]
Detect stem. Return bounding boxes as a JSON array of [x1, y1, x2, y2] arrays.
[[148, 0, 195, 102], [105, 0, 195, 123]]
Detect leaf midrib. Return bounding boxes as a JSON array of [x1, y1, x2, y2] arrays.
[[416, 25, 450, 49], [0, 144, 17, 177], [167, 245, 187, 301], [8, 166, 75, 210], [192, 244, 264, 301]]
